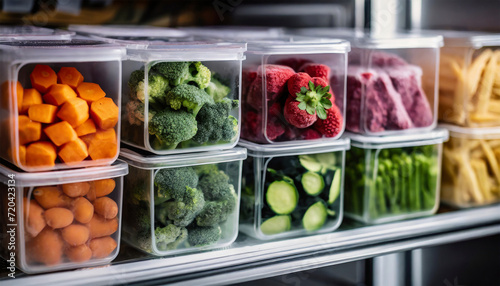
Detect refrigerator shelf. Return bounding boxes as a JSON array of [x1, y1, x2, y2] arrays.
[[2, 205, 500, 285]]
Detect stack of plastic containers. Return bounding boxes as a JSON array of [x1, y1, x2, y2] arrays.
[[69, 25, 248, 255], [434, 31, 500, 208], [0, 27, 129, 273], [293, 28, 449, 224]]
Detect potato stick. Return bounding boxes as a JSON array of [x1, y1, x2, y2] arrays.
[[488, 99, 500, 114], [442, 156, 458, 184], [444, 148, 460, 165], [488, 140, 500, 149], [457, 152, 484, 203], [480, 139, 500, 185], [464, 139, 481, 151], [471, 159, 493, 202], [493, 87, 500, 97], [467, 49, 493, 97], [471, 149, 484, 158], [470, 112, 500, 122], [475, 51, 500, 114], [448, 60, 468, 124]]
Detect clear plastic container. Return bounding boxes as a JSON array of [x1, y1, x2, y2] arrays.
[[293, 28, 443, 136], [68, 25, 193, 43], [119, 147, 246, 256], [0, 38, 125, 172], [181, 26, 284, 40], [238, 139, 349, 240], [0, 159, 128, 274], [441, 124, 500, 208], [433, 31, 500, 127], [0, 26, 74, 41], [240, 36, 350, 144], [344, 129, 448, 224]]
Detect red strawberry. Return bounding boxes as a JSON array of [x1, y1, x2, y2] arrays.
[[276, 58, 312, 71], [246, 64, 295, 109], [284, 96, 317, 128], [287, 73, 312, 98], [311, 77, 335, 103], [301, 128, 322, 140], [300, 63, 330, 81], [314, 105, 343, 138]]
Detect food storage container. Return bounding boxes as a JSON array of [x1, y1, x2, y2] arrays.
[[68, 25, 193, 42], [0, 159, 128, 274], [69, 25, 247, 154], [119, 147, 246, 256], [240, 36, 349, 144], [434, 31, 500, 127], [0, 38, 125, 172], [441, 124, 500, 208], [239, 138, 349, 240], [181, 26, 284, 40], [0, 26, 73, 41], [293, 28, 443, 136], [344, 129, 449, 224]]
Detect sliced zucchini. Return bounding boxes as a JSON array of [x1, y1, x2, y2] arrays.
[[261, 215, 291, 235], [301, 171, 325, 196], [299, 155, 322, 172], [266, 180, 298, 215], [302, 201, 328, 231], [328, 169, 341, 204]]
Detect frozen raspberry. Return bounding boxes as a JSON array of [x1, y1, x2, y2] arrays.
[[300, 63, 331, 81], [301, 128, 322, 140], [246, 65, 295, 109]]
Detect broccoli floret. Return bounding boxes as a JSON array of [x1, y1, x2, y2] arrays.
[[162, 186, 205, 227], [196, 199, 234, 227], [155, 224, 188, 250], [166, 227, 188, 250], [191, 98, 239, 145], [128, 70, 169, 110], [194, 164, 220, 176], [205, 76, 230, 102], [148, 108, 198, 149], [128, 70, 145, 101], [187, 225, 222, 247], [125, 100, 156, 126], [197, 169, 232, 201], [154, 166, 198, 203], [152, 62, 211, 89], [165, 84, 214, 116]]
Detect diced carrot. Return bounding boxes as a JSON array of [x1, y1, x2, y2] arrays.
[[87, 214, 118, 239], [21, 89, 42, 114], [62, 182, 90, 198], [57, 97, 89, 128], [75, 118, 96, 137], [72, 197, 94, 224], [90, 98, 119, 129], [44, 207, 74, 229], [28, 104, 57, 123], [76, 82, 106, 103], [89, 236, 117, 259], [43, 84, 77, 106], [25, 141, 57, 168], [57, 67, 84, 89], [61, 224, 89, 246], [30, 65, 57, 93], [93, 197, 118, 219], [44, 121, 77, 146], [18, 115, 41, 145], [1, 81, 24, 112], [88, 129, 118, 161], [33, 186, 69, 209], [58, 138, 89, 164], [93, 179, 115, 197], [28, 228, 63, 266], [65, 245, 92, 263], [23, 198, 46, 238], [80, 133, 94, 147]]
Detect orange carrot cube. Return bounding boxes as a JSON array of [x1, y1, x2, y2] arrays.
[[44, 121, 77, 146], [57, 97, 89, 128]]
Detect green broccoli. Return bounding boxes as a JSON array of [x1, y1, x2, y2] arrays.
[[196, 199, 234, 227], [128, 69, 145, 101], [187, 225, 222, 247], [125, 100, 156, 126], [154, 166, 198, 203], [205, 76, 230, 102], [128, 70, 169, 109], [197, 169, 232, 201], [148, 108, 198, 149], [152, 61, 211, 89], [191, 98, 239, 145], [155, 224, 188, 250], [162, 186, 205, 227], [194, 164, 220, 176], [165, 84, 214, 116]]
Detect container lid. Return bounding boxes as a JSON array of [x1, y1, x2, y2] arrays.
[[181, 26, 284, 39], [440, 124, 500, 139], [119, 148, 247, 169], [0, 160, 129, 187], [0, 26, 74, 41], [239, 138, 350, 157], [292, 28, 443, 49], [347, 128, 449, 149], [68, 25, 192, 41], [244, 35, 350, 54], [414, 30, 500, 48]]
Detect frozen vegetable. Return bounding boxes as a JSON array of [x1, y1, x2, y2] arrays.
[[345, 146, 438, 221], [439, 49, 500, 126], [159, 186, 205, 227], [301, 171, 325, 196], [8, 65, 119, 168], [187, 225, 222, 247], [346, 52, 433, 133], [124, 61, 238, 151], [441, 136, 500, 206], [241, 62, 343, 143], [302, 201, 328, 231], [154, 224, 188, 251], [154, 166, 199, 203], [266, 180, 299, 215], [23, 178, 118, 266], [260, 215, 291, 235]]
